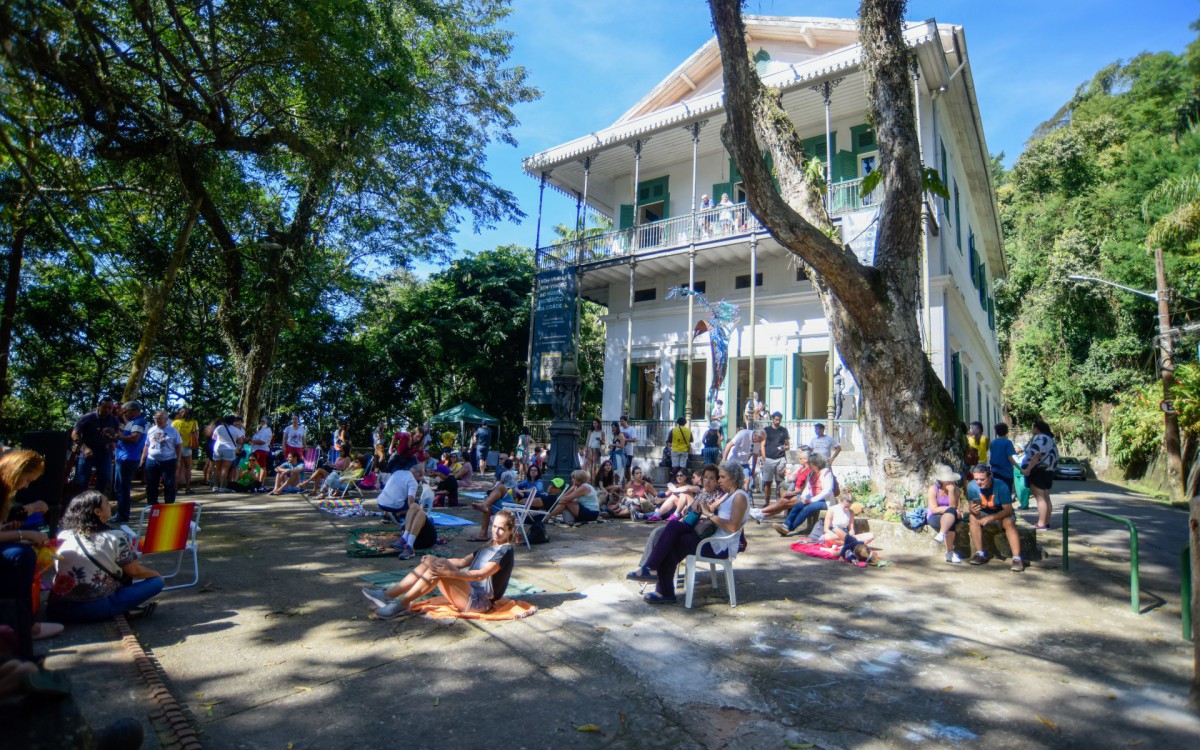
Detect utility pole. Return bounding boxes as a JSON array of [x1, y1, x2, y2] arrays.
[[1155, 246, 1184, 497]]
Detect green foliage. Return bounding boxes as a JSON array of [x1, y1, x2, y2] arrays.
[[998, 24, 1200, 455], [921, 166, 950, 201]]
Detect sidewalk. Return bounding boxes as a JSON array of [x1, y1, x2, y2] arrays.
[[44, 478, 1200, 749]]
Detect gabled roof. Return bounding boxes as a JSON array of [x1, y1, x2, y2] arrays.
[[615, 16, 862, 124]]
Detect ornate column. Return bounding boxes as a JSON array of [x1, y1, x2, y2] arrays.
[[683, 120, 706, 420], [574, 156, 593, 366], [624, 258, 637, 416], [749, 232, 758, 417], [811, 79, 843, 210], [546, 359, 582, 482], [628, 138, 649, 251]]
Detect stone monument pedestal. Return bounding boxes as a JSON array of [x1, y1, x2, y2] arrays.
[[545, 360, 582, 484]]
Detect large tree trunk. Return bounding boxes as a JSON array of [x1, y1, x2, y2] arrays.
[[122, 197, 201, 402], [0, 194, 29, 406], [710, 0, 963, 496]]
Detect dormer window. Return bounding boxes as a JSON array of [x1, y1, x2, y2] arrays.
[[754, 48, 771, 76]]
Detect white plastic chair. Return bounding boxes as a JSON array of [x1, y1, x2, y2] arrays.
[[681, 516, 749, 609]]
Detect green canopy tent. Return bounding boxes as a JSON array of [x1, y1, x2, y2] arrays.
[[429, 402, 501, 452]]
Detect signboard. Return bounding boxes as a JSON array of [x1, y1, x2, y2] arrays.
[[841, 206, 879, 266], [530, 266, 576, 404]]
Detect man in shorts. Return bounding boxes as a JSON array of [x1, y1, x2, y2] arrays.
[[760, 411, 790, 507], [965, 463, 1024, 572]]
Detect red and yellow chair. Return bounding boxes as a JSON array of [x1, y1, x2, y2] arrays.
[[130, 502, 202, 591]]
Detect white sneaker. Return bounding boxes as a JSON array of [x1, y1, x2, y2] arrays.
[[749, 508, 765, 523], [946, 551, 963, 564], [933, 532, 945, 543]]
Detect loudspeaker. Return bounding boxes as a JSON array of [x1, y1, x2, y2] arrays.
[[15, 430, 73, 525]]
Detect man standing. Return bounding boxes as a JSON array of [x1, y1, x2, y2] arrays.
[[966, 464, 1024, 572], [723, 421, 758, 486], [711, 399, 726, 429], [141, 410, 183, 505], [112, 402, 147, 524], [743, 392, 763, 429], [72, 396, 121, 495], [619, 416, 637, 480], [668, 417, 692, 470], [760, 411, 790, 507], [473, 422, 492, 474], [810, 423, 841, 466]]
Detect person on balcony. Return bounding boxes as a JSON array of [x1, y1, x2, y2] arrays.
[[718, 193, 734, 234], [700, 194, 713, 238]]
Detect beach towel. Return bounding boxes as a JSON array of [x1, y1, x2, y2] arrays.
[[318, 497, 381, 518], [358, 571, 545, 597], [345, 528, 457, 558], [790, 539, 891, 568], [427, 511, 475, 528], [410, 596, 537, 621]]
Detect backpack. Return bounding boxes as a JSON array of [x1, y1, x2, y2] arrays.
[[524, 517, 549, 544], [900, 501, 928, 531]]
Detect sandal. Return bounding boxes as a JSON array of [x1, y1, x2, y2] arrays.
[[643, 592, 676, 605], [626, 568, 657, 582]]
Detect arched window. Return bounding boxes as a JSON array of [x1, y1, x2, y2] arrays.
[[754, 48, 771, 76]]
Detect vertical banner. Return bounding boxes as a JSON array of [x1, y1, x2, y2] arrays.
[[840, 205, 879, 266], [530, 266, 576, 404]]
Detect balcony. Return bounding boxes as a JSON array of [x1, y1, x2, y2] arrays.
[[536, 177, 882, 272]]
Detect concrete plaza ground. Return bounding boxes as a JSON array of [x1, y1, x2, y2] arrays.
[[45, 478, 1200, 749]]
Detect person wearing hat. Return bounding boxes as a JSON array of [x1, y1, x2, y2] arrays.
[[927, 465, 964, 564], [810, 422, 840, 465], [112, 401, 147, 524]]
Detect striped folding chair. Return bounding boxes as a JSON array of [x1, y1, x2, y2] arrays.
[[132, 502, 203, 591]]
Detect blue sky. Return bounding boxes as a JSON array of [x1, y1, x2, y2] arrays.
[[446, 0, 1199, 262]]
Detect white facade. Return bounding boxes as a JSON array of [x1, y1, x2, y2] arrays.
[[524, 16, 1004, 451]]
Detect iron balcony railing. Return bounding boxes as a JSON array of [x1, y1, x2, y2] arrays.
[[525, 419, 863, 455], [536, 177, 881, 272]]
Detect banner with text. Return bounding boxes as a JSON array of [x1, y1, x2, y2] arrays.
[[841, 206, 880, 266], [530, 266, 576, 404]]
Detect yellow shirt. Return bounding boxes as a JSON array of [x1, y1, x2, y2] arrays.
[[172, 419, 198, 447], [670, 425, 693, 453], [441, 431, 455, 448], [966, 434, 989, 462]]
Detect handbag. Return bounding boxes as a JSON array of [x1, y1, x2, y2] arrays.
[[74, 533, 134, 587]]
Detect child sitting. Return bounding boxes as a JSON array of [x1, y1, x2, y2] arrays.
[[821, 495, 873, 547]]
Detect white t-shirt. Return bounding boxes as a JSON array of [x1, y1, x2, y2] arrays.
[[728, 429, 755, 463], [212, 423, 240, 451], [145, 425, 182, 462], [620, 426, 637, 456], [378, 470, 419, 511], [283, 424, 306, 450], [811, 434, 840, 460], [251, 427, 273, 453]]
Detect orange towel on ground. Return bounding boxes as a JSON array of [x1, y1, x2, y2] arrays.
[[410, 596, 537, 621]]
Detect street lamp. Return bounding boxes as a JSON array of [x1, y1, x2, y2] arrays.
[[1066, 275, 1158, 302]]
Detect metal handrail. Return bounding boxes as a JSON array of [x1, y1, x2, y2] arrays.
[[1061, 503, 1141, 614]]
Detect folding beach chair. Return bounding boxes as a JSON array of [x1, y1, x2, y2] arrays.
[[502, 483, 559, 550], [131, 502, 202, 591], [302, 447, 319, 474], [337, 457, 376, 499]]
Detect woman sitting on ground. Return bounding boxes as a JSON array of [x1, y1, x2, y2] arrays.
[[544, 469, 601, 525], [48, 491, 163, 623], [643, 468, 699, 523], [771, 453, 836, 537], [927, 466, 963, 564], [821, 492, 873, 547], [609, 465, 655, 519], [635, 459, 748, 604], [751, 448, 813, 522], [361, 510, 517, 620], [313, 456, 366, 499], [0, 450, 63, 640], [593, 459, 623, 510], [269, 452, 305, 494], [628, 464, 723, 581], [387, 495, 438, 561]]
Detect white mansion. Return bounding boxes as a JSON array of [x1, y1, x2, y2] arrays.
[[524, 16, 1003, 463]]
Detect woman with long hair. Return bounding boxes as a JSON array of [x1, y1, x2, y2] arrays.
[[1021, 420, 1060, 530], [48, 491, 163, 622], [0, 450, 63, 638], [585, 418, 605, 475]]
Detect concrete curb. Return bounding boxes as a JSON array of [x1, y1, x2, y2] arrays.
[[113, 614, 202, 750]]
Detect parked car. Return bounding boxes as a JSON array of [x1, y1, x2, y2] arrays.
[[1054, 457, 1087, 480]]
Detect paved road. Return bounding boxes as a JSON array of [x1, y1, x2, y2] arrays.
[[42, 480, 1200, 749]]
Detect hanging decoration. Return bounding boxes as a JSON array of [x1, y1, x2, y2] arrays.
[[665, 287, 740, 414]]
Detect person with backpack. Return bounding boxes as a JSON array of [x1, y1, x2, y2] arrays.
[[700, 420, 723, 466], [668, 417, 692, 470], [771, 453, 836, 537]]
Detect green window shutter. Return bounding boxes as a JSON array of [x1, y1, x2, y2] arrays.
[[849, 123, 875, 153], [963, 369, 971, 423], [629, 363, 640, 406], [768, 357, 784, 388], [800, 134, 834, 164], [711, 182, 732, 203], [619, 204, 634, 230], [674, 360, 687, 420], [976, 384, 982, 425], [950, 353, 962, 419], [953, 181, 962, 251], [833, 150, 857, 183], [978, 264, 987, 307], [728, 158, 742, 186], [941, 142, 950, 217], [791, 354, 806, 420], [968, 238, 978, 289], [988, 297, 995, 330]]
